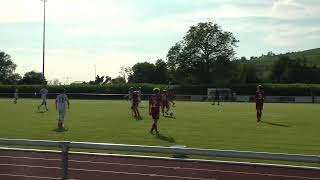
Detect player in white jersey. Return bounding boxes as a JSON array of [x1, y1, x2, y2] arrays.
[[13, 88, 19, 104], [55, 89, 70, 128], [38, 86, 49, 111]]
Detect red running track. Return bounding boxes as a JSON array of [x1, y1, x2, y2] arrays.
[[0, 148, 319, 180]]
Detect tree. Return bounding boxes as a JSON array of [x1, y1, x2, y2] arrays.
[[94, 75, 105, 85], [154, 59, 169, 83], [270, 55, 320, 83], [111, 76, 126, 84], [119, 66, 132, 82], [271, 55, 290, 83], [128, 62, 156, 83], [104, 76, 112, 84], [167, 22, 239, 84], [48, 79, 62, 85], [267, 51, 275, 56], [239, 56, 248, 61], [6, 73, 22, 84], [0, 50, 18, 84], [20, 71, 46, 84]]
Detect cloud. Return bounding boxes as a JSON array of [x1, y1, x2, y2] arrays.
[[264, 25, 320, 46], [178, 5, 269, 19], [0, 0, 132, 24], [10, 47, 165, 82], [2, 0, 320, 81], [178, 0, 320, 21], [270, 0, 318, 20]]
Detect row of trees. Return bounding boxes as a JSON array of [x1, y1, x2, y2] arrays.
[[83, 75, 126, 85], [124, 22, 320, 84], [271, 56, 320, 83], [0, 50, 128, 85], [0, 51, 46, 84], [2, 22, 320, 85]]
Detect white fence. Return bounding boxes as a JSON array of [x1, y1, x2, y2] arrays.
[[0, 138, 319, 180]]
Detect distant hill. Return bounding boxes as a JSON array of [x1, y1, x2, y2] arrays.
[[246, 48, 320, 72]]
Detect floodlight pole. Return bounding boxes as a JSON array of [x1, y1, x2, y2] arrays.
[[41, 0, 47, 82]]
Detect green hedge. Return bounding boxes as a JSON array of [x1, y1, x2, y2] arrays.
[[0, 83, 319, 96]]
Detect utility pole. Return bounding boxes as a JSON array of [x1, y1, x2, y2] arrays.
[[41, 0, 47, 82], [94, 64, 97, 79]]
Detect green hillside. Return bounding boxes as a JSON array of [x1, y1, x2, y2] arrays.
[[247, 48, 320, 72]]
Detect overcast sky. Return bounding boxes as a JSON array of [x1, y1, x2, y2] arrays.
[[0, 0, 319, 83]]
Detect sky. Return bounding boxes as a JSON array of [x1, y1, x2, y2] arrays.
[[0, 0, 320, 83]]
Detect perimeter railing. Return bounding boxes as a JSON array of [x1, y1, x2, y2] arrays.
[[0, 138, 319, 180]]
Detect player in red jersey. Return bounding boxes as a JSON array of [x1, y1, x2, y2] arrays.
[[162, 90, 170, 116], [255, 85, 265, 122], [127, 87, 134, 101], [131, 91, 141, 118], [124, 87, 134, 116], [167, 88, 175, 107], [149, 88, 162, 134]]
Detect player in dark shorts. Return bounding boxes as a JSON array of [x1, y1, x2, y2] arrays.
[[255, 85, 265, 122], [131, 91, 141, 118], [212, 89, 220, 105], [149, 88, 162, 134], [161, 90, 170, 116]]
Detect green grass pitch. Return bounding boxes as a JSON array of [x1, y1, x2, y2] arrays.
[[0, 98, 319, 165]]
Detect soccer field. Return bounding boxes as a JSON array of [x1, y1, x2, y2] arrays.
[[0, 98, 319, 157]]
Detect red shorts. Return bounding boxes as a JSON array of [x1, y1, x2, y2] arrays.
[[151, 107, 160, 120], [256, 102, 264, 110]]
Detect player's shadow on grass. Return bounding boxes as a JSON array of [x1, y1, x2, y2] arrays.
[[155, 134, 176, 143], [37, 110, 46, 114], [134, 116, 143, 121], [53, 128, 69, 132], [261, 121, 290, 127], [163, 115, 176, 119]]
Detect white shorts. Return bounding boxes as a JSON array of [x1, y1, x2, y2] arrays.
[[14, 94, 18, 99], [58, 107, 66, 122], [41, 98, 47, 103]]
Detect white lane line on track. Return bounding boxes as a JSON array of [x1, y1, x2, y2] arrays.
[[1, 147, 319, 171], [0, 155, 59, 161], [69, 168, 216, 180], [0, 163, 60, 169], [0, 156, 319, 180], [0, 173, 65, 180], [0, 163, 215, 180], [69, 160, 320, 180]]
